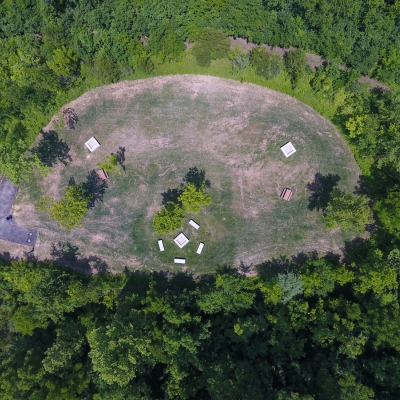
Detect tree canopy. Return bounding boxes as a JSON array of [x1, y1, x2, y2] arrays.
[[37, 185, 90, 231], [0, 251, 399, 398]]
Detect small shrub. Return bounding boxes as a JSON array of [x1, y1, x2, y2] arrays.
[[192, 44, 211, 67], [93, 57, 119, 84], [137, 55, 154, 74], [250, 47, 283, 79], [97, 154, 121, 175], [229, 47, 250, 72]]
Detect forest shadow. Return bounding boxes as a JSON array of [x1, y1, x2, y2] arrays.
[[0, 251, 20, 262], [307, 172, 341, 211], [31, 131, 71, 167], [121, 268, 197, 297], [0, 248, 38, 263], [81, 170, 108, 204], [256, 250, 324, 276], [50, 241, 109, 274], [238, 261, 253, 275]]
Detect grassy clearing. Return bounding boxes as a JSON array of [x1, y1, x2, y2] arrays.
[[14, 75, 362, 273]]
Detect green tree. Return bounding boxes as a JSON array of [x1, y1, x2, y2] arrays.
[[37, 185, 90, 231], [229, 47, 250, 73], [192, 28, 230, 67], [97, 153, 121, 175], [46, 46, 79, 78], [284, 48, 307, 88], [92, 56, 119, 84], [278, 272, 303, 303], [250, 47, 283, 79], [0, 141, 49, 184], [153, 202, 185, 234], [178, 182, 211, 213], [374, 192, 400, 234], [323, 187, 373, 233]]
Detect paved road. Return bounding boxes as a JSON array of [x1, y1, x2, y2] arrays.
[[0, 178, 38, 246]]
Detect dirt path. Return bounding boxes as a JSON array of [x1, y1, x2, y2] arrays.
[[229, 37, 389, 90]]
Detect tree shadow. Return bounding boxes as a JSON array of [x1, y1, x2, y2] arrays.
[[290, 250, 319, 267], [31, 130, 71, 167], [50, 241, 109, 274], [255, 250, 342, 276], [238, 260, 253, 275], [81, 170, 108, 204], [161, 167, 211, 206], [51, 241, 81, 265], [0, 249, 38, 262], [161, 188, 182, 207], [216, 264, 237, 275], [183, 167, 211, 190], [307, 172, 341, 211], [0, 252, 19, 262], [86, 255, 109, 273], [353, 175, 371, 196], [255, 256, 290, 276], [116, 146, 126, 171]]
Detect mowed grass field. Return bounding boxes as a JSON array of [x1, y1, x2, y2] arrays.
[[14, 75, 363, 273]]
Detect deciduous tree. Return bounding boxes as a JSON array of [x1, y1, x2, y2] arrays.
[[323, 187, 373, 233], [37, 185, 90, 231], [178, 182, 211, 213]]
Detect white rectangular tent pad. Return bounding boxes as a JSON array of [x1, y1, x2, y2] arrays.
[[280, 142, 296, 158], [158, 240, 165, 251], [85, 136, 101, 152], [196, 242, 205, 254]]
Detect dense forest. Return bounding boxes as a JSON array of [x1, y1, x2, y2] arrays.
[[0, 252, 399, 399], [1, 0, 400, 398]]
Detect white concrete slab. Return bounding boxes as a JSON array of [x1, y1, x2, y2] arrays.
[[85, 136, 101, 152], [189, 219, 200, 229], [280, 141, 296, 158], [174, 232, 189, 248], [174, 258, 186, 264], [158, 239, 165, 251]]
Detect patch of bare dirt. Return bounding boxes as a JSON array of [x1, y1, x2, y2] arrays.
[[229, 36, 389, 89], [357, 76, 390, 90]]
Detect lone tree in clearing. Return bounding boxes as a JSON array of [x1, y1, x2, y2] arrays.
[[153, 202, 185, 234], [178, 182, 212, 213], [97, 154, 121, 175], [37, 185, 90, 231], [323, 187, 373, 233]]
